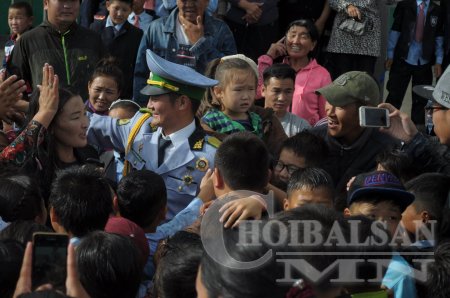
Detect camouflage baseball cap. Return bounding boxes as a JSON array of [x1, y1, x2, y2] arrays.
[[316, 71, 380, 107]]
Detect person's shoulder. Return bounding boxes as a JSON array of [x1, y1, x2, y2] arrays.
[[309, 124, 328, 136], [19, 25, 46, 41]]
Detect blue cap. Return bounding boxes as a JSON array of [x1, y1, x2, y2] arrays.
[[140, 50, 218, 101]]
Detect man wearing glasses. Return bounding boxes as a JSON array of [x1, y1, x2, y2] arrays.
[[379, 65, 450, 175]]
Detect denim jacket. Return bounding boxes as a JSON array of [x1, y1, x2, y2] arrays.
[[133, 8, 237, 105]]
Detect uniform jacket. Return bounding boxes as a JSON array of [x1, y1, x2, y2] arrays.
[[133, 8, 237, 104], [87, 112, 218, 219], [7, 21, 106, 100], [90, 19, 143, 99], [390, 0, 443, 62]]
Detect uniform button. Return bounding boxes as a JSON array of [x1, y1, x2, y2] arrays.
[[172, 48, 176, 52], [134, 161, 137, 165]]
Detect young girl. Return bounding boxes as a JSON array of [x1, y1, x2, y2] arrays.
[[201, 58, 263, 137], [86, 58, 123, 115]]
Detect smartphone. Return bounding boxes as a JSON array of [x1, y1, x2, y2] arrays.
[[359, 106, 390, 128], [32, 233, 68, 289]]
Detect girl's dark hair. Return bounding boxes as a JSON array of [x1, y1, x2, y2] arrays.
[[0, 220, 51, 245], [285, 19, 319, 42], [90, 56, 124, 92], [24, 87, 80, 200], [0, 175, 45, 223]]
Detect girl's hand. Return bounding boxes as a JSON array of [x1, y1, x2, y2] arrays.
[[0, 70, 26, 121], [219, 195, 266, 228], [266, 37, 287, 60], [34, 64, 59, 128]]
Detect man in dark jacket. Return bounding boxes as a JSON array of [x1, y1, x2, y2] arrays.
[[310, 71, 400, 207], [7, 0, 106, 100]]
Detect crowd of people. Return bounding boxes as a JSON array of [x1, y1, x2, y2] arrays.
[[1, 0, 450, 297]]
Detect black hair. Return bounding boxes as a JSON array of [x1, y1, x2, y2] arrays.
[[17, 290, 68, 298], [405, 173, 450, 242], [376, 149, 419, 184], [90, 56, 124, 93], [117, 170, 167, 230], [426, 241, 450, 298], [154, 231, 204, 298], [0, 174, 45, 223], [25, 87, 81, 200], [280, 131, 329, 167], [49, 166, 113, 237], [262, 63, 296, 86], [200, 220, 289, 298], [9, 1, 33, 17], [215, 131, 270, 192], [109, 0, 133, 5], [0, 220, 51, 245], [287, 168, 334, 198], [0, 240, 24, 298], [77, 231, 142, 298], [285, 19, 319, 42]]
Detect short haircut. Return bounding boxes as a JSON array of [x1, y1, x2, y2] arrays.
[[109, 0, 133, 6], [0, 220, 51, 246], [0, 175, 45, 223], [215, 132, 270, 192], [287, 168, 335, 198], [405, 173, 450, 224], [262, 63, 296, 86], [285, 19, 319, 42], [9, 1, 33, 17], [426, 241, 450, 298], [109, 99, 140, 114], [280, 131, 329, 167], [376, 149, 419, 184], [90, 56, 124, 92], [49, 166, 113, 237], [154, 231, 203, 298], [77, 231, 142, 298], [117, 170, 167, 229]]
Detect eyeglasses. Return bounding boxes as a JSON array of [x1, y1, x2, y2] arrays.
[[274, 160, 300, 175], [425, 105, 448, 116]]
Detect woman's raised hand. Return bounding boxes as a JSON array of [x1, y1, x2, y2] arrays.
[[34, 64, 59, 128], [266, 37, 287, 60]]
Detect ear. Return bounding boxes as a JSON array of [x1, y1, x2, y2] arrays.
[[213, 167, 224, 189], [177, 95, 190, 111], [112, 195, 121, 216], [106, 1, 111, 9], [421, 211, 429, 223], [49, 207, 64, 233], [343, 208, 352, 217], [43, 0, 49, 10], [261, 85, 267, 98], [310, 40, 317, 52], [283, 198, 290, 211], [88, 80, 92, 90], [212, 86, 223, 100]]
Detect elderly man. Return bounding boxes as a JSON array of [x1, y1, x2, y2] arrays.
[[133, 0, 236, 105], [89, 50, 220, 220], [7, 0, 106, 100]]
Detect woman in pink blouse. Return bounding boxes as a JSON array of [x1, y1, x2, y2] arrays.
[[257, 19, 331, 126]]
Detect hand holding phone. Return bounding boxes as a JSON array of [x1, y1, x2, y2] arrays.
[[359, 106, 390, 128]]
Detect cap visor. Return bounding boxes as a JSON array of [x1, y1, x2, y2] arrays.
[[140, 85, 172, 96], [316, 85, 354, 107], [412, 85, 434, 101], [348, 188, 415, 211]]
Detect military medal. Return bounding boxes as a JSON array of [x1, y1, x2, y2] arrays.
[[178, 166, 194, 191], [195, 157, 209, 172]]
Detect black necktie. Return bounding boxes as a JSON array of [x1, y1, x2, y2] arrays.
[[158, 136, 172, 167]]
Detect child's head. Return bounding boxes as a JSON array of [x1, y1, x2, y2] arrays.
[[116, 170, 167, 232], [426, 241, 450, 298], [76, 231, 142, 298], [210, 57, 258, 117], [8, 2, 33, 36], [49, 166, 113, 237], [88, 57, 123, 113], [132, 0, 145, 13], [345, 171, 415, 236], [0, 220, 51, 245], [375, 149, 419, 184], [285, 168, 334, 210], [262, 64, 295, 115], [272, 131, 329, 189], [403, 173, 450, 242], [106, 0, 133, 25], [108, 99, 141, 119], [0, 175, 47, 225], [214, 131, 270, 195]]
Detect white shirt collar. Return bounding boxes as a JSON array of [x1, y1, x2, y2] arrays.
[[106, 16, 124, 32], [161, 119, 196, 145]]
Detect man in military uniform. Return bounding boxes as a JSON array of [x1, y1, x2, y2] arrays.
[[88, 49, 220, 220]]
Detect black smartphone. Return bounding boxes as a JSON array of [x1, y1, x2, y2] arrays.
[[32, 233, 68, 289]]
